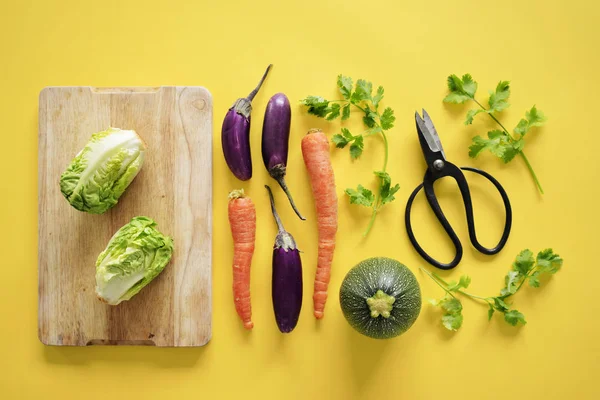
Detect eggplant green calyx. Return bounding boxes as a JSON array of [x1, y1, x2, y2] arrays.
[[366, 290, 395, 318]]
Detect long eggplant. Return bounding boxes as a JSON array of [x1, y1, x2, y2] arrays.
[[262, 93, 305, 220], [222, 65, 272, 181], [265, 185, 303, 333]]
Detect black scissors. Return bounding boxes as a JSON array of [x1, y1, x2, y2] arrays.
[[405, 109, 512, 270]]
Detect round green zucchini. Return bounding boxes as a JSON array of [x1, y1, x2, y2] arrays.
[[339, 257, 421, 339]]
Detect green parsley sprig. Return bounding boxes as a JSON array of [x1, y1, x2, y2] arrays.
[[421, 248, 563, 331], [301, 75, 398, 237], [444, 74, 547, 194]]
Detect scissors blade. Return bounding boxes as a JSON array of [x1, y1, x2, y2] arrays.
[[416, 109, 446, 160]]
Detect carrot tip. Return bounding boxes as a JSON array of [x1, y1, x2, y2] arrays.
[[243, 321, 254, 330], [228, 189, 246, 200], [314, 311, 324, 319]]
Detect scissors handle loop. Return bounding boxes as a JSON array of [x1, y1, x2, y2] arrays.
[[405, 164, 512, 270]]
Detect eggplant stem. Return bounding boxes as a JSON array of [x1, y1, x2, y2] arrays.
[[275, 176, 306, 220], [266, 185, 285, 233], [247, 64, 273, 102]]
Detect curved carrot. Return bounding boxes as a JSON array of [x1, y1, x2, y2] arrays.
[[301, 129, 338, 319], [228, 189, 256, 329]]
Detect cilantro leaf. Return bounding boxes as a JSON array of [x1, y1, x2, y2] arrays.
[[504, 310, 526, 326], [337, 75, 353, 100], [501, 144, 520, 163], [513, 249, 535, 275], [354, 79, 372, 102], [374, 170, 391, 186], [444, 73, 477, 103], [468, 130, 522, 163], [447, 275, 471, 292], [332, 134, 349, 148], [380, 107, 395, 130], [341, 104, 351, 121], [514, 118, 528, 136], [442, 313, 463, 331], [514, 105, 547, 136], [345, 184, 374, 207], [501, 270, 521, 296], [536, 248, 563, 274], [465, 109, 484, 125], [528, 271, 541, 288], [468, 130, 506, 158], [326, 103, 341, 120], [349, 135, 364, 159], [381, 183, 400, 205], [372, 86, 384, 108], [440, 297, 462, 314], [341, 127, 353, 140], [374, 171, 400, 205], [468, 135, 488, 158], [367, 126, 382, 136], [488, 304, 495, 320], [488, 80, 511, 113], [333, 128, 356, 149], [493, 297, 510, 312], [363, 110, 377, 128], [300, 96, 330, 118]]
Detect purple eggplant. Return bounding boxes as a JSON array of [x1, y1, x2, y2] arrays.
[[266, 185, 303, 333], [262, 93, 305, 220], [222, 65, 272, 181]]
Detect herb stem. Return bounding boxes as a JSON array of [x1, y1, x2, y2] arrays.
[[429, 269, 491, 303], [473, 98, 514, 138], [381, 131, 389, 171], [471, 98, 544, 194], [419, 267, 457, 299], [458, 291, 492, 303], [514, 268, 536, 294], [364, 208, 378, 237], [362, 129, 389, 237], [519, 152, 544, 194], [352, 103, 368, 114]]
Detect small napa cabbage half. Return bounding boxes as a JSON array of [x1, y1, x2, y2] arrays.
[[95, 216, 174, 305], [60, 127, 146, 214]]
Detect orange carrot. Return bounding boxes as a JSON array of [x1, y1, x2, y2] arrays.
[[301, 129, 338, 319], [228, 189, 256, 329]]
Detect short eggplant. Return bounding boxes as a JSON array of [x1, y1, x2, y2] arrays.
[[222, 65, 272, 181], [266, 185, 303, 333], [262, 93, 305, 220]]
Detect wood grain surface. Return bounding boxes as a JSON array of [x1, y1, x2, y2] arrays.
[[38, 86, 212, 346]]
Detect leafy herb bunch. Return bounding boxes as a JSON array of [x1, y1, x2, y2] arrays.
[[301, 76, 398, 237], [444, 74, 547, 194], [422, 248, 563, 331]]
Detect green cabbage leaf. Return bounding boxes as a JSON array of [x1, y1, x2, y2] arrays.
[[60, 127, 145, 214], [95, 216, 174, 305]]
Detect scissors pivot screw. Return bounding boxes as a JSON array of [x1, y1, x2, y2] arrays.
[[433, 160, 445, 170]]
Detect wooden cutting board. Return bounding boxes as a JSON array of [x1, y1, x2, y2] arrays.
[[38, 86, 212, 346]]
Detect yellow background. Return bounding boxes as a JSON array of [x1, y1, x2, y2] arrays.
[[1, 0, 598, 399]]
